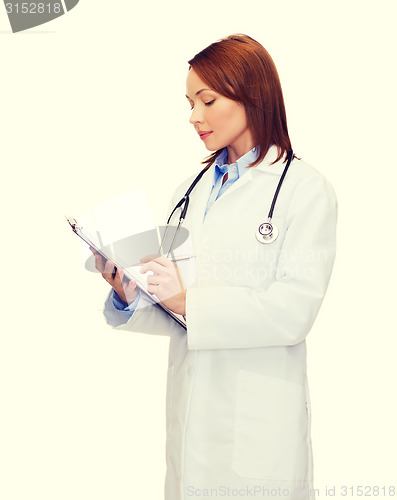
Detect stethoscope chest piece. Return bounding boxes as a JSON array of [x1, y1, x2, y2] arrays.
[[255, 220, 279, 244]]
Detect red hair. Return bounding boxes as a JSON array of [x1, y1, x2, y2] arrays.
[[188, 34, 292, 168]]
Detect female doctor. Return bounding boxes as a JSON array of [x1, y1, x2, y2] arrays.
[[96, 34, 337, 500]]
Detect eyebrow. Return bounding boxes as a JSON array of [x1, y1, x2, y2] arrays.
[[185, 88, 213, 99]]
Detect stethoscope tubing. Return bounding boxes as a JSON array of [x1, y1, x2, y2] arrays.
[[166, 166, 210, 225], [267, 149, 294, 219], [163, 148, 294, 252]]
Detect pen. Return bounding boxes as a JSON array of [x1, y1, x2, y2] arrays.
[[169, 255, 196, 263], [138, 255, 196, 265]]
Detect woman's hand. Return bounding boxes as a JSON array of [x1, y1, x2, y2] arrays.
[[92, 250, 139, 305], [140, 255, 187, 316]]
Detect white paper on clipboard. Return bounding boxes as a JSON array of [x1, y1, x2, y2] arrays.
[[66, 190, 188, 330], [66, 215, 187, 330]]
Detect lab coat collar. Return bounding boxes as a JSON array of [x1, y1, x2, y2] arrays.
[[254, 145, 289, 174]]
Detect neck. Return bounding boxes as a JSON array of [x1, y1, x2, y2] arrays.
[[226, 137, 255, 164]]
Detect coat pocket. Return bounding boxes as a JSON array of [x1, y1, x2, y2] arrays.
[[232, 369, 308, 482]]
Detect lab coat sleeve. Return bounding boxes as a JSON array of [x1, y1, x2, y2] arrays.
[[185, 172, 338, 349], [103, 288, 184, 336]]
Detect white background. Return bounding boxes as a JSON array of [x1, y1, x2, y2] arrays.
[[1, 1, 396, 498]]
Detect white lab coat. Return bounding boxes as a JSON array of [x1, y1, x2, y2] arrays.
[[104, 145, 337, 500]]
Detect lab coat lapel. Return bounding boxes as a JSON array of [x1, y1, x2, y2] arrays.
[[188, 164, 215, 246], [216, 167, 255, 201], [254, 145, 287, 174]]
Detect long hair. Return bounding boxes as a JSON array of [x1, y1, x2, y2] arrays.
[[188, 34, 292, 169]]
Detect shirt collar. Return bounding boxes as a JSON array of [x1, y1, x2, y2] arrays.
[[214, 146, 260, 177]]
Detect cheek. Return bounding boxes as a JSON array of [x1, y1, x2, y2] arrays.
[[212, 104, 241, 131]]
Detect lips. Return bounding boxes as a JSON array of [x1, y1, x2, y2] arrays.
[[198, 131, 213, 140]]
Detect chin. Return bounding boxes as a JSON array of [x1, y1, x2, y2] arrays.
[[203, 139, 222, 152]]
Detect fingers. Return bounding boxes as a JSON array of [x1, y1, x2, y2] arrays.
[[92, 250, 106, 273], [94, 254, 117, 284], [146, 273, 161, 295], [122, 277, 139, 304], [140, 256, 173, 275], [102, 259, 117, 283], [140, 253, 161, 264], [147, 276, 160, 294], [107, 266, 138, 303], [141, 256, 185, 300], [90, 249, 139, 303]]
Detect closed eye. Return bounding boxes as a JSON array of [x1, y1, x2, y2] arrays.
[[188, 99, 215, 111]]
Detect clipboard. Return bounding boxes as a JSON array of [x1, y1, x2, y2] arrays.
[[66, 216, 187, 330]]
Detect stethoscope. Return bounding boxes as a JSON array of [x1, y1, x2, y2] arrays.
[[255, 149, 294, 244], [161, 149, 294, 254]]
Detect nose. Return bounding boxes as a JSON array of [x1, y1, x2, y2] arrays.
[[189, 106, 203, 126]]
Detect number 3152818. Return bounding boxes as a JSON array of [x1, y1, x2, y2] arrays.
[[5, 3, 62, 14]]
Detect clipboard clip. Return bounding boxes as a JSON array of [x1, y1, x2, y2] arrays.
[[65, 216, 79, 232]]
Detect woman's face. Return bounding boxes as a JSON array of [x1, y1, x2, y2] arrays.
[[185, 68, 254, 159]]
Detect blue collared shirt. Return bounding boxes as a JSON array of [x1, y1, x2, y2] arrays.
[[205, 146, 259, 217], [113, 146, 260, 314]]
